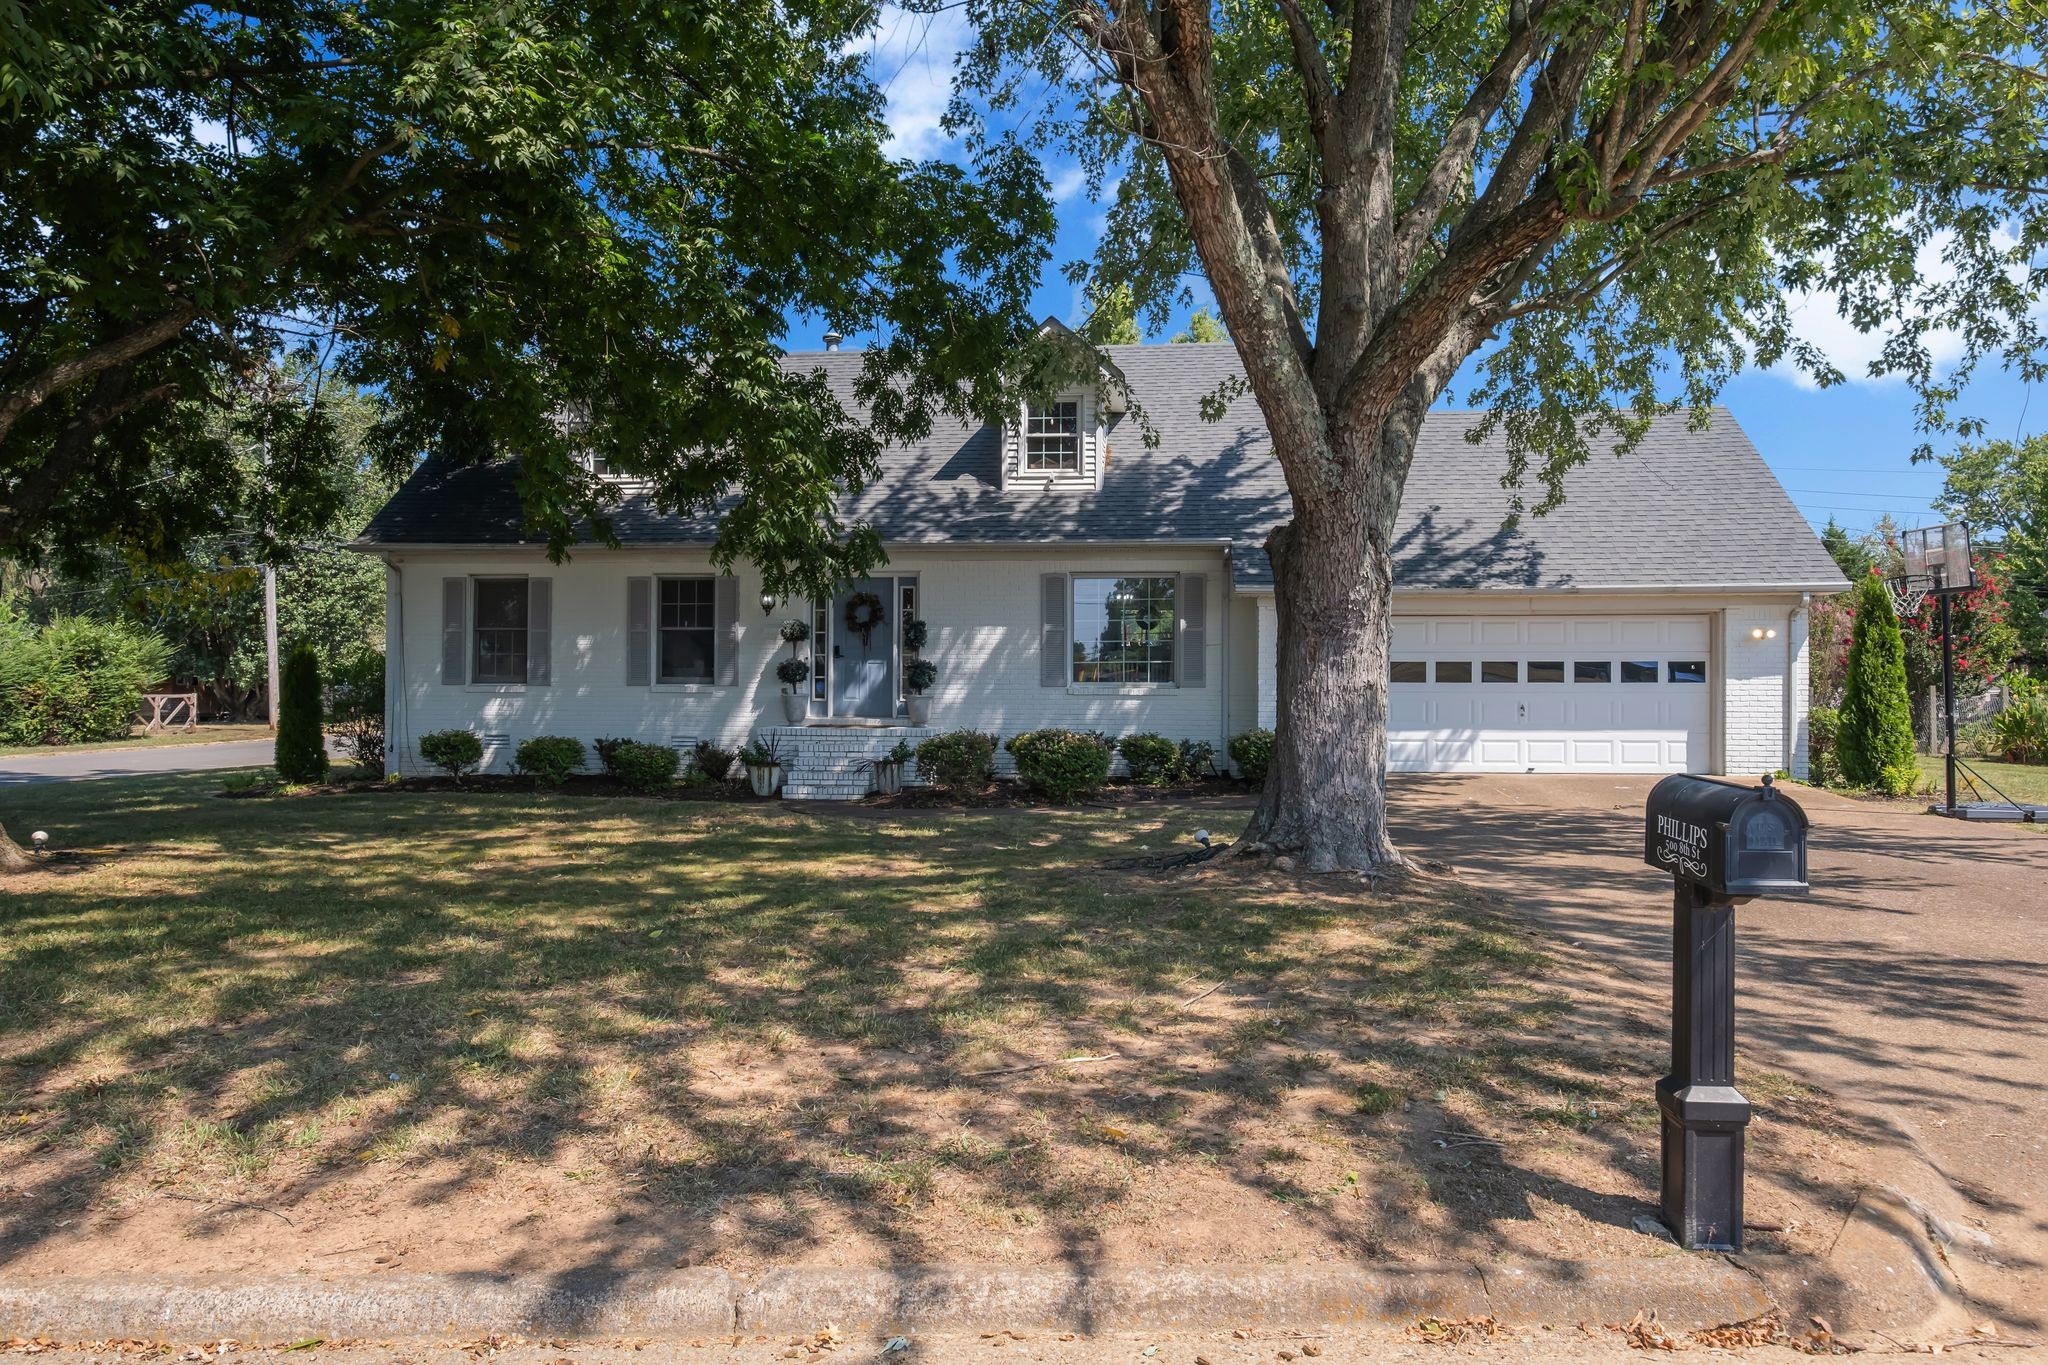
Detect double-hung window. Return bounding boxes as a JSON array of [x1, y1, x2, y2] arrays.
[[472, 578, 531, 684], [1071, 575, 1175, 685], [1025, 400, 1081, 472], [657, 576, 717, 683]]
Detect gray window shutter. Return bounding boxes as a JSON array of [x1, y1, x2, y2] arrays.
[[526, 578, 552, 685], [626, 577, 652, 686], [714, 576, 739, 685], [1178, 573, 1207, 688], [441, 578, 467, 685], [1040, 573, 1068, 687]]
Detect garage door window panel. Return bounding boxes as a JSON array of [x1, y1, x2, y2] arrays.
[[1435, 661, 1473, 683], [1621, 660, 1660, 683], [1668, 660, 1707, 683], [1527, 661, 1565, 683], [1390, 661, 1427, 683], [1481, 661, 1519, 683], [1575, 661, 1613, 683]]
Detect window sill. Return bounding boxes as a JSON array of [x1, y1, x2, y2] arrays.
[[649, 681, 724, 692], [465, 683, 532, 694], [1067, 683, 1176, 696]]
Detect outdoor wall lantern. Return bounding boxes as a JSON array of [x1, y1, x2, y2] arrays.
[[760, 591, 778, 617], [1748, 627, 1778, 640]]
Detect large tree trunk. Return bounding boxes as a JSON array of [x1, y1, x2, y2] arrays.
[[1239, 423, 1407, 872]]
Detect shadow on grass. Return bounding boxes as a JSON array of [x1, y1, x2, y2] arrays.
[[0, 772, 1891, 1327]]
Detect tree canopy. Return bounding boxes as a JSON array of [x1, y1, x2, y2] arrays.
[[2, 0, 1055, 591], [934, 0, 2048, 868], [1939, 433, 2048, 666]]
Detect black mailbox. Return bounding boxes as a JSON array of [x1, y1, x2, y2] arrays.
[[1644, 773, 1808, 899]]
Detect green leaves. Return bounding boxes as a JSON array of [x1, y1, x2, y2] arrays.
[[4, 0, 1053, 592]]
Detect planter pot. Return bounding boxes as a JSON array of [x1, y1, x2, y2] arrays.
[[780, 692, 807, 723], [873, 761, 903, 796], [746, 762, 781, 798], [905, 695, 931, 726]]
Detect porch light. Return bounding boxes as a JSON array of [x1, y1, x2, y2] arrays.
[[760, 591, 777, 616], [1749, 627, 1777, 640]]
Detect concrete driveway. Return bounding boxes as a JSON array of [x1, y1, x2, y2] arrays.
[[0, 738, 277, 785], [1391, 774, 2048, 1324]]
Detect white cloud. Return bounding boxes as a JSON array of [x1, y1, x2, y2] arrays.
[[858, 5, 971, 159], [1047, 161, 1089, 205]]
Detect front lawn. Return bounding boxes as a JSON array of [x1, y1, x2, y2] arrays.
[[0, 722, 273, 759], [1921, 755, 2048, 805], [0, 775, 1862, 1278]]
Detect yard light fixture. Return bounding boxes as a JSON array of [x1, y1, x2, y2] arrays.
[[30, 831, 47, 852]]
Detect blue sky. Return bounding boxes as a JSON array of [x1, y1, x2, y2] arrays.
[[819, 7, 2042, 545]]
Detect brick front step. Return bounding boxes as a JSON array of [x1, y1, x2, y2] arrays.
[[765, 725, 935, 802]]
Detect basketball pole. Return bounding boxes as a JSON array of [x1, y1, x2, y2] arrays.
[[1940, 589, 1958, 815]]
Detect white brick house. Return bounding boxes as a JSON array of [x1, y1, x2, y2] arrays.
[[356, 340, 1847, 794]]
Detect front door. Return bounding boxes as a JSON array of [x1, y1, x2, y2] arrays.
[[831, 578, 897, 719]]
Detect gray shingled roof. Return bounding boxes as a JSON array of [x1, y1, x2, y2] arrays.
[[358, 342, 1849, 594]]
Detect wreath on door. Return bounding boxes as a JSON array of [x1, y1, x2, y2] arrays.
[[843, 590, 887, 651]]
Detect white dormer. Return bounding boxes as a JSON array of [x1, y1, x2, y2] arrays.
[[1004, 389, 1108, 491]]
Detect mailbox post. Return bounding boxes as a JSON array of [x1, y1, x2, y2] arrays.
[[1643, 774, 1809, 1251]]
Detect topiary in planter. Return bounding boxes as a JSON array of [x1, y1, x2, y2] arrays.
[[915, 729, 997, 793], [515, 735, 586, 786], [418, 728, 485, 780], [609, 739, 681, 792], [1007, 728, 1113, 802], [274, 640, 329, 783], [1116, 732, 1178, 785], [775, 656, 812, 689], [1229, 728, 1275, 788]]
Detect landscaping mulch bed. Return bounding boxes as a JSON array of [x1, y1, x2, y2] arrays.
[[0, 773, 1877, 1282]]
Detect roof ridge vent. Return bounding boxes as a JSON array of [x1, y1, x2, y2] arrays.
[[823, 331, 843, 352]]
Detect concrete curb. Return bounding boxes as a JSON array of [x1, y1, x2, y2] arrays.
[[0, 1257, 1773, 1343]]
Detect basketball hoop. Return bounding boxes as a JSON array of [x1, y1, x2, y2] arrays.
[[1885, 573, 1932, 620]]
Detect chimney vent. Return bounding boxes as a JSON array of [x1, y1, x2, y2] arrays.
[[822, 331, 843, 352]]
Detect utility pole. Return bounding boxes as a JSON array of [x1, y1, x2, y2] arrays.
[[264, 563, 280, 731]]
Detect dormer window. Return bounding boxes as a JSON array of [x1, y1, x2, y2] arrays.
[[579, 452, 624, 479], [1025, 401, 1081, 472]]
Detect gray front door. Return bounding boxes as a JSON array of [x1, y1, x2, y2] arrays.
[[831, 579, 897, 719]]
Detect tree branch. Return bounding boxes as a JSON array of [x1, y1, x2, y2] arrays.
[[0, 306, 198, 447]]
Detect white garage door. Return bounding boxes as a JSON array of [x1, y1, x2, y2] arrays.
[[1387, 616, 1710, 773]]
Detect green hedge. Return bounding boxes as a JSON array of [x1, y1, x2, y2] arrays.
[[1007, 728, 1113, 803], [1228, 728, 1275, 787], [515, 735, 586, 785], [915, 730, 997, 793], [0, 612, 171, 746], [1116, 732, 1178, 785], [609, 739, 680, 792], [418, 729, 484, 779]]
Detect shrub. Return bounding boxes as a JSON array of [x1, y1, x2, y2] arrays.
[[1990, 696, 2048, 764], [1229, 728, 1276, 787], [515, 735, 586, 786], [1806, 705, 1842, 787], [609, 739, 681, 792], [418, 728, 485, 779], [0, 611, 171, 746], [220, 770, 263, 794], [1838, 575, 1918, 794], [1175, 738, 1218, 781], [693, 740, 737, 781], [327, 650, 385, 772], [915, 729, 997, 793], [592, 736, 631, 777], [1117, 732, 1178, 785], [1007, 728, 1113, 802], [274, 641, 328, 783]]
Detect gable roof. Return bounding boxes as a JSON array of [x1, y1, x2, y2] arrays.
[[357, 342, 1849, 594]]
